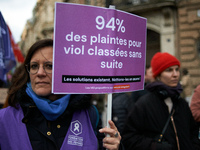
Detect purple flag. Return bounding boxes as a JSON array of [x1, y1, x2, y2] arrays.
[[0, 11, 16, 83]]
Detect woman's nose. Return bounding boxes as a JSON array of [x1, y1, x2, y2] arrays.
[[173, 70, 179, 76], [37, 65, 46, 75]]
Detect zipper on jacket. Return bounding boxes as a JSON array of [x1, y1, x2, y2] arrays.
[[171, 115, 180, 150]]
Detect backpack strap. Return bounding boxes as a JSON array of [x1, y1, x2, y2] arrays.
[[88, 105, 99, 135]]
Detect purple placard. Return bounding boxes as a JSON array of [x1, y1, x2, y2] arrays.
[[52, 2, 147, 94]]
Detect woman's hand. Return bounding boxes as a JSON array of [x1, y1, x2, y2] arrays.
[[99, 120, 121, 150]]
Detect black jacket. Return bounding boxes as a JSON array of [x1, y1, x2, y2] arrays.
[[112, 93, 132, 134], [122, 83, 200, 150], [17, 86, 103, 150]]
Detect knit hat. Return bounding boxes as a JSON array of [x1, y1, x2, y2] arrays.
[[151, 52, 180, 78]]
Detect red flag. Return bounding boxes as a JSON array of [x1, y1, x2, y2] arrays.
[[7, 25, 24, 63]]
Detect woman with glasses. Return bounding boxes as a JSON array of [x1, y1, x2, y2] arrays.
[[0, 39, 123, 150]]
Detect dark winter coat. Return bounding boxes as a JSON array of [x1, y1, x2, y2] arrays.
[[122, 82, 200, 150], [112, 93, 132, 134]]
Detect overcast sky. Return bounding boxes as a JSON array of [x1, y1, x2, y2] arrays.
[[0, 0, 36, 42]]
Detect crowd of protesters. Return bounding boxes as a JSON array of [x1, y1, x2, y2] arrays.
[[1, 39, 200, 150]]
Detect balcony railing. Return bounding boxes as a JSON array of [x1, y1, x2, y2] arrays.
[[109, 0, 177, 13], [112, 0, 176, 7]]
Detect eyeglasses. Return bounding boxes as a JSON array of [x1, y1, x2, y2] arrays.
[[26, 62, 53, 75]]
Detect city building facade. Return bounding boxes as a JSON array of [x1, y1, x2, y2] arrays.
[[19, 0, 200, 87]]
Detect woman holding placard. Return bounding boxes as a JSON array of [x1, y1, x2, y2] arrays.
[[0, 39, 123, 150]]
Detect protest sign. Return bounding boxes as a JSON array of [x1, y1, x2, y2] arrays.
[[53, 3, 147, 94]]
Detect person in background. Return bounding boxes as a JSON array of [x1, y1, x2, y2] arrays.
[[180, 68, 193, 105], [131, 65, 155, 103], [145, 65, 155, 84], [112, 93, 132, 134], [0, 39, 123, 150], [190, 85, 200, 130], [122, 52, 200, 150]]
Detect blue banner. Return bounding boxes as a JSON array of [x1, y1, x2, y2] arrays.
[[0, 11, 16, 84]]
